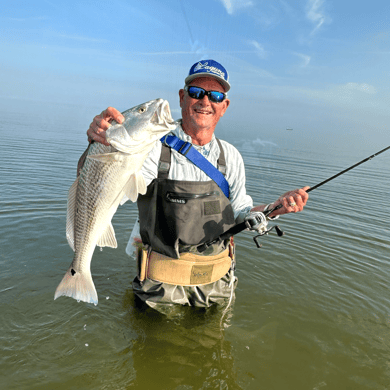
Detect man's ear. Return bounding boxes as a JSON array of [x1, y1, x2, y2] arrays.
[[220, 99, 230, 117], [179, 89, 185, 108]]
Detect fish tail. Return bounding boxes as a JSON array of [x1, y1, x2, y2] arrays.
[[54, 266, 98, 304]]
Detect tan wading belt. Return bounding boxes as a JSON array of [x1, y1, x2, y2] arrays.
[[137, 240, 235, 286]]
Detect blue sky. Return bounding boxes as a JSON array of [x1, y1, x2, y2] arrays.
[[1, 0, 389, 149]]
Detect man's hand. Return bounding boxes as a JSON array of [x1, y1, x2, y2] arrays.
[[252, 186, 310, 217], [271, 186, 310, 216], [86, 107, 124, 146]]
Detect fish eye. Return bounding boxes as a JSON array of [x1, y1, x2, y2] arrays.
[[138, 107, 146, 114]]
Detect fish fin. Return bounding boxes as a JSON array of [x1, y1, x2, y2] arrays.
[[87, 152, 124, 163], [124, 173, 146, 202], [66, 177, 78, 251], [54, 266, 98, 304], [97, 223, 118, 248], [136, 172, 147, 196], [119, 194, 129, 206]]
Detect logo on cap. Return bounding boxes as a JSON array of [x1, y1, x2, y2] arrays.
[[185, 59, 230, 91], [193, 61, 226, 80]]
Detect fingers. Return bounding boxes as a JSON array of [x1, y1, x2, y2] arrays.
[[86, 117, 110, 145], [274, 186, 310, 215], [288, 188, 309, 212], [294, 187, 309, 206], [87, 128, 110, 145], [86, 107, 124, 146], [101, 107, 124, 124], [93, 115, 112, 131], [283, 194, 303, 213]]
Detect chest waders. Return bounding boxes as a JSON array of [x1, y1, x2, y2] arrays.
[[136, 138, 237, 289]]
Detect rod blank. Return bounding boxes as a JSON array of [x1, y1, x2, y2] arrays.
[[306, 145, 390, 193]]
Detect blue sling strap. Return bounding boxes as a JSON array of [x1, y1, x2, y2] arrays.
[[160, 134, 230, 199]]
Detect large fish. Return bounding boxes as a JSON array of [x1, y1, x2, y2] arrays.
[[55, 99, 177, 304]]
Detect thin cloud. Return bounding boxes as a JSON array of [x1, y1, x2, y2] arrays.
[[343, 82, 377, 95], [279, 0, 297, 19], [293, 52, 311, 67], [218, 0, 254, 15], [131, 51, 202, 56], [56, 34, 110, 43], [306, 0, 330, 35], [248, 40, 267, 59], [131, 40, 209, 57], [190, 40, 209, 59], [219, 1, 282, 30], [273, 82, 379, 108], [238, 138, 279, 151], [130, 48, 268, 57]]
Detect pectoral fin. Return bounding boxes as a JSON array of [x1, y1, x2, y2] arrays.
[[137, 172, 147, 196], [97, 223, 118, 248], [124, 172, 146, 202]]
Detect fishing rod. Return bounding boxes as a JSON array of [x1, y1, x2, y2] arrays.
[[306, 145, 390, 193], [197, 145, 390, 252], [248, 145, 390, 247]]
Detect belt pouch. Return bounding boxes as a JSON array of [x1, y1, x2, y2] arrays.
[[146, 248, 232, 286], [137, 246, 150, 283]]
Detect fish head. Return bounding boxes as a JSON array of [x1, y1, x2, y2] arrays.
[[106, 99, 177, 154]]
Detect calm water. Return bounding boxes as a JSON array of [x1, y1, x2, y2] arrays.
[[1, 100, 390, 389]]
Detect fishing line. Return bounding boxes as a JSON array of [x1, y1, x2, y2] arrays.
[[179, 0, 195, 46]]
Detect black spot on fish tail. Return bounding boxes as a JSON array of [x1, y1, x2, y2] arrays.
[[71, 269, 76, 276]]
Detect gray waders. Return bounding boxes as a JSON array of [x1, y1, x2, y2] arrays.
[[134, 141, 238, 310]]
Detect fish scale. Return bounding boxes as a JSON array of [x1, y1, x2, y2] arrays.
[[54, 99, 177, 304], [73, 144, 121, 262]]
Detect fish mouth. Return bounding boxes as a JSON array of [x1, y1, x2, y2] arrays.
[[106, 99, 177, 154], [152, 99, 175, 127]]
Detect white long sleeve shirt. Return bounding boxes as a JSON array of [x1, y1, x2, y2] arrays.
[[126, 121, 253, 255]]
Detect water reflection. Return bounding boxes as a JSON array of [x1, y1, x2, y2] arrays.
[[122, 289, 242, 389]]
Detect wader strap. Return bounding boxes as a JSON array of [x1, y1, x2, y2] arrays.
[[216, 138, 227, 176], [158, 139, 227, 179], [158, 144, 171, 179], [160, 134, 230, 198], [136, 246, 234, 286]]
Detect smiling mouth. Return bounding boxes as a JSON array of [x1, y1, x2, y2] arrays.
[[194, 109, 213, 115]]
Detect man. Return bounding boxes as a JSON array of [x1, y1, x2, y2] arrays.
[[85, 60, 309, 309]]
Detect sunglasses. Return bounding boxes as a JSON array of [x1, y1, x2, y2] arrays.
[[184, 86, 226, 103]]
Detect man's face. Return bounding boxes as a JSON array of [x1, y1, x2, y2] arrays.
[[179, 77, 230, 135]]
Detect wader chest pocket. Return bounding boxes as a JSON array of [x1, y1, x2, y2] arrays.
[[165, 191, 220, 204]]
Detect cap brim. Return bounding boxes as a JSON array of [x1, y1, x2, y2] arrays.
[[184, 74, 230, 92]]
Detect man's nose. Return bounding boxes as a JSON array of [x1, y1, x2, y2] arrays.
[[199, 94, 211, 103]]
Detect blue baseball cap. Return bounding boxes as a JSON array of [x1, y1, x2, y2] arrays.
[[185, 60, 230, 92]]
